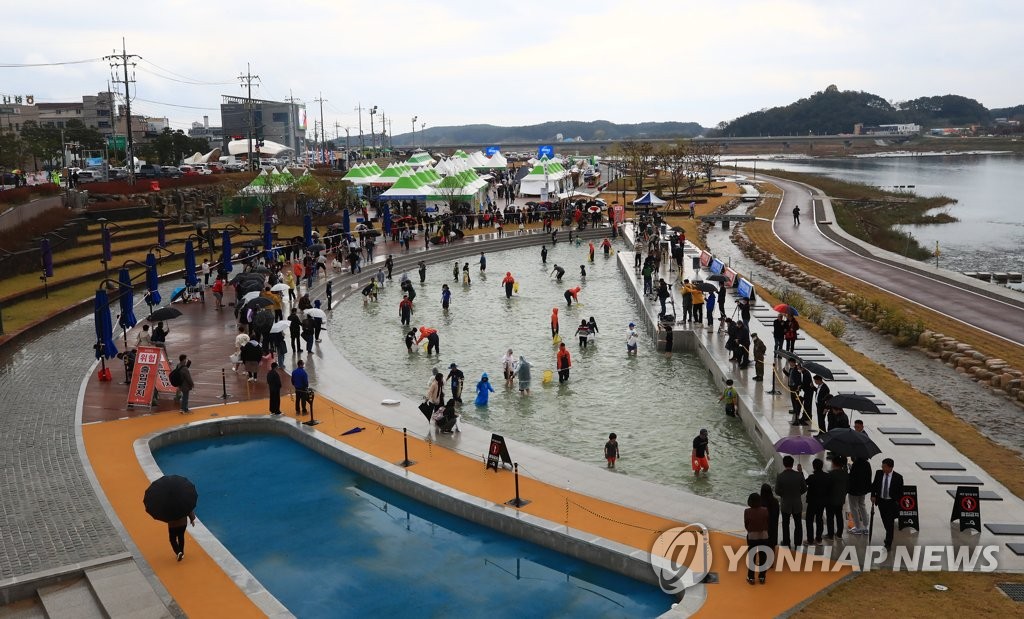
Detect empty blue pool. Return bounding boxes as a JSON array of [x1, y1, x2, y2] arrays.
[[154, 433, 670, 617]]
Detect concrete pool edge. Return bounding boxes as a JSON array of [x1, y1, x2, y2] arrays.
[[136, 416, 696, 617]]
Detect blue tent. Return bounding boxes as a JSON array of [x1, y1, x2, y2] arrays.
[[145, 253, 162, 305], [184, 240, 198, 287], [221, 230, 233, 273], [94, 289, 117, 359], [118, 267, 137, 330], [303, 214, 313, 246], [631, 191, 666, 207]]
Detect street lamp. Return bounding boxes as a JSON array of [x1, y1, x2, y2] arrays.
[[369, 105, 378, 158], [411, 116, 418, 148]]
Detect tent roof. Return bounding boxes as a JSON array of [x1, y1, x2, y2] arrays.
[[632, 191, 666, 206]]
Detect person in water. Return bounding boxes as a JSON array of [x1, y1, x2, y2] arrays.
[[516, 355, 532, 396], [418, 260, 427, 283], [601, 237, 612, 256], [587, 316, 599, 337], [452, 261, 460, 282], [446, 363, 464, 403], [564, 286, 581, 307], [441, 284, 451, 310], [405, 328, 417, 353], [474, 372, 495, 406], [580, 264, 587, 279], [551, 264, 565, 282], [551, 307, 560, 339], [462, 263, 472, 285], [588, 241, 595, 262], [416, 326, 440, 355], [479, 252, 487, 273], [502, 349, 516, 387], [501, 272, 515, 298], [575, 319, 591, 348], [557, 342, 572, 383], [541, 245, 548, 264], [399, 294, 413, 326]]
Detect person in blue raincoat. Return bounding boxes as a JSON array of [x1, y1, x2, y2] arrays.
[[474, 372, 495, 406]]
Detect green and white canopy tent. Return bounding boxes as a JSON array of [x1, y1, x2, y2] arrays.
[[342, 162, 380, 186], [237, 169, 275, 195], [380, 171, 433, 200], [406, 150, 435, 168], [519, 156, 567, 197]]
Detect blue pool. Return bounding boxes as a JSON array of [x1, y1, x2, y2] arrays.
[[154, 433, 671, 618]]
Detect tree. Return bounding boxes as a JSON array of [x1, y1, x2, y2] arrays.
[[616, 140, 656, 197], [0, 131, 30, 169], [688, 142, 721, 187], [659, 143, 698, 208], [19, 121, 62, 169]]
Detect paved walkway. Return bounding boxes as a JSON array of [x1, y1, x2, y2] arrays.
[[767, 173, 1024, 346]]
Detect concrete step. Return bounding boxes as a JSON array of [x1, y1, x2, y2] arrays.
[[84, 559, 172, 619], [0, 598, 48, 619], [36, 578, 104, 619]]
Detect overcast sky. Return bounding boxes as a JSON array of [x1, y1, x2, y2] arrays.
[[2, 0, 1022, 135]]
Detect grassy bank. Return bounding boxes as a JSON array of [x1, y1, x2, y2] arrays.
[[760, 169, 956, 260]]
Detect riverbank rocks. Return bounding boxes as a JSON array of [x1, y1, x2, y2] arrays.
[[732, 225, 1024, 412]]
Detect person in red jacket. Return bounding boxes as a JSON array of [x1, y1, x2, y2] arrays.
[[416, 326, 440, 354], [556, 343, 572, 383], [501, 272, 515, 298], [563, 286, 581, 307], [551, 308, 559, 339]]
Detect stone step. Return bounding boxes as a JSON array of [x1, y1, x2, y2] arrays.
[[0, 597, 48, 618], [36, 578, 104, 619], [84, 559, 172, 619]]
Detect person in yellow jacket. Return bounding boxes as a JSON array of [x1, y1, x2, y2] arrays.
[[690, 284, 705, 323]]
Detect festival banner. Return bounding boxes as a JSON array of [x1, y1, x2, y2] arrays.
[[127, 346, 176, 407], [723, 267, 738, 287], [699, 250, 713, 269]]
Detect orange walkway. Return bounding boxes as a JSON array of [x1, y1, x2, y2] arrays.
[[83, 396, 850, 618]]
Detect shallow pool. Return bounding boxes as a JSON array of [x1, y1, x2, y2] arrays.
[[330, 243, 767, 504], [154, 434, 671, 618]]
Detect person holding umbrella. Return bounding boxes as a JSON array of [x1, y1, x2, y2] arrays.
[[267, 362, 283, 415], [144, 475, 197, 562]]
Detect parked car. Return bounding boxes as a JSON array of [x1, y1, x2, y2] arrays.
[[223, 163, 244, 172], [138, 164, 161, 179], [160, 166, 182, 178], [76, 170, 100, 183], [192, 164, 213, 175], [206, 162, 224, 173]]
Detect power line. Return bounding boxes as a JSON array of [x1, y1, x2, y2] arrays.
[[135, 65, 235, 86], [0, 57, 104, 68], [138, 58, 232, 86], [132, 97, 218, 111]]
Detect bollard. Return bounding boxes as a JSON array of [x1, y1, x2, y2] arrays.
[[220, 368, 230, 400], [398, 427, 416, 467], [505, 462, 531, 508]]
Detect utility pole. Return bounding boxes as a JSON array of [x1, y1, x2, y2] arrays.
[[285, 90, 302, 164], [369, 105, 378, 158], [237, 64, 260, 171], [387, 118, 393, 154], [354, 103, 365, 152], [343, 127, 351, 170], [314, 93, 327, 167], [105, 38, 140, 184]]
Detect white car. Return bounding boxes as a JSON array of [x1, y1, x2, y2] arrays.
[[192, 164, 213, 175]]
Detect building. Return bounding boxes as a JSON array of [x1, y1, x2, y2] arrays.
[[1, 91, 117, 138], [188, 115, 223, 144], [853, 123, 922, 136], [220, 95, 306, 159]]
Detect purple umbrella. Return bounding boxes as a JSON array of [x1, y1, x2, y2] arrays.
[[40, 238, 54, 277], [102, 227, 113, 263], [774, 435, 824, 455], [157, 219, 167, 248]]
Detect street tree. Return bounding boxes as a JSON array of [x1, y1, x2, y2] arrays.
[[615, 139, 656, 197]]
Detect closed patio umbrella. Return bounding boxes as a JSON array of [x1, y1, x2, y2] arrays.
[[117, 267, 137, 330], [145, 253, 162, 305], [184, 240, 198, 287]]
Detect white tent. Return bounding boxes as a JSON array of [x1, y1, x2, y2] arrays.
[[226, 139, 293, 157], [519, 158, 567, 197]]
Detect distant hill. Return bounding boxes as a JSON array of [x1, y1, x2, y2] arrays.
[[389, 120, 708, 147], [712, 85, 1009, 136]]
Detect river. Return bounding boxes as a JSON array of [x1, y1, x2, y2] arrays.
[[729, 153, 1024, 277]]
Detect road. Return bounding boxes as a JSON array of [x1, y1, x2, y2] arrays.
[[765, 173, 1024, 348]]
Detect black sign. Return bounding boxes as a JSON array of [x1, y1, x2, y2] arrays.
[[486, 433, 512, 472], [898, 485, 920, 531], [950, 485, 981, 533]]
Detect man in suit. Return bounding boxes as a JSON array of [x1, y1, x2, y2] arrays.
[[775, 455, 807, 549], [814, 375, 831, 433], [871, 458, 904, 550], [800, 365, 815, 426]]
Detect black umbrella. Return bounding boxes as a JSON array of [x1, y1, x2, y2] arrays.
[[231, 272, 264, 285], [694, 281, 718, 293], [251, 266, 272, 275], [819, 428, 882, 459], [238, 282, 264, 295], [146, 307, 183, 322], [309, 243, 327, 252], [775, 349, 801, 363], [828, 394, 881, 414], [707, 274, 728, 282], [143, 475, 198, 522], [802, 361, 834, 380], [252, 309, 275, 330], [244, 296, 274, 309]]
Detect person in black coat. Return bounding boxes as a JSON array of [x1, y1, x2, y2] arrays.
[[267, 362, 282, 415], [800, 366, 815, 426], [804, 458, 832, 544], [760, 482, 781, 551], [772, 315, 786, 351], [814, 375, 832, 432], [870, 458, 904, 550], [848, 457, 873, 534]]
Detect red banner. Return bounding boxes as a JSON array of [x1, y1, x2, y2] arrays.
[[612, 204, 625, 225], [723, 267, 738, 287], [127, 346, 176, 407], [699, 250, 713, 268]]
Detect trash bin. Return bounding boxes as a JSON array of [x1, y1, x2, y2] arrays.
[[692, 256, 700, 270]]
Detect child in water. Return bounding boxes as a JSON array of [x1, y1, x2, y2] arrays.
[[462, 263, 471, 285], [551, 308, 559, 339], [580, 265, 587, 279], [441, 284, 451, 310], [575, 319, 591, 349], [453, 261, 460, 282], [404, 328, 417, 353], [605, 433, 619, 468], [474, 372, 494, 406]]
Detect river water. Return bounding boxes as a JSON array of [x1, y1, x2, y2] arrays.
[[740, 153, 1024, 276]]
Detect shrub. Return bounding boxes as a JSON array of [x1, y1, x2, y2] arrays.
[[825, 318, 847, 338], [0, 183, 62, 206], [803, 303, 825, 325]]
